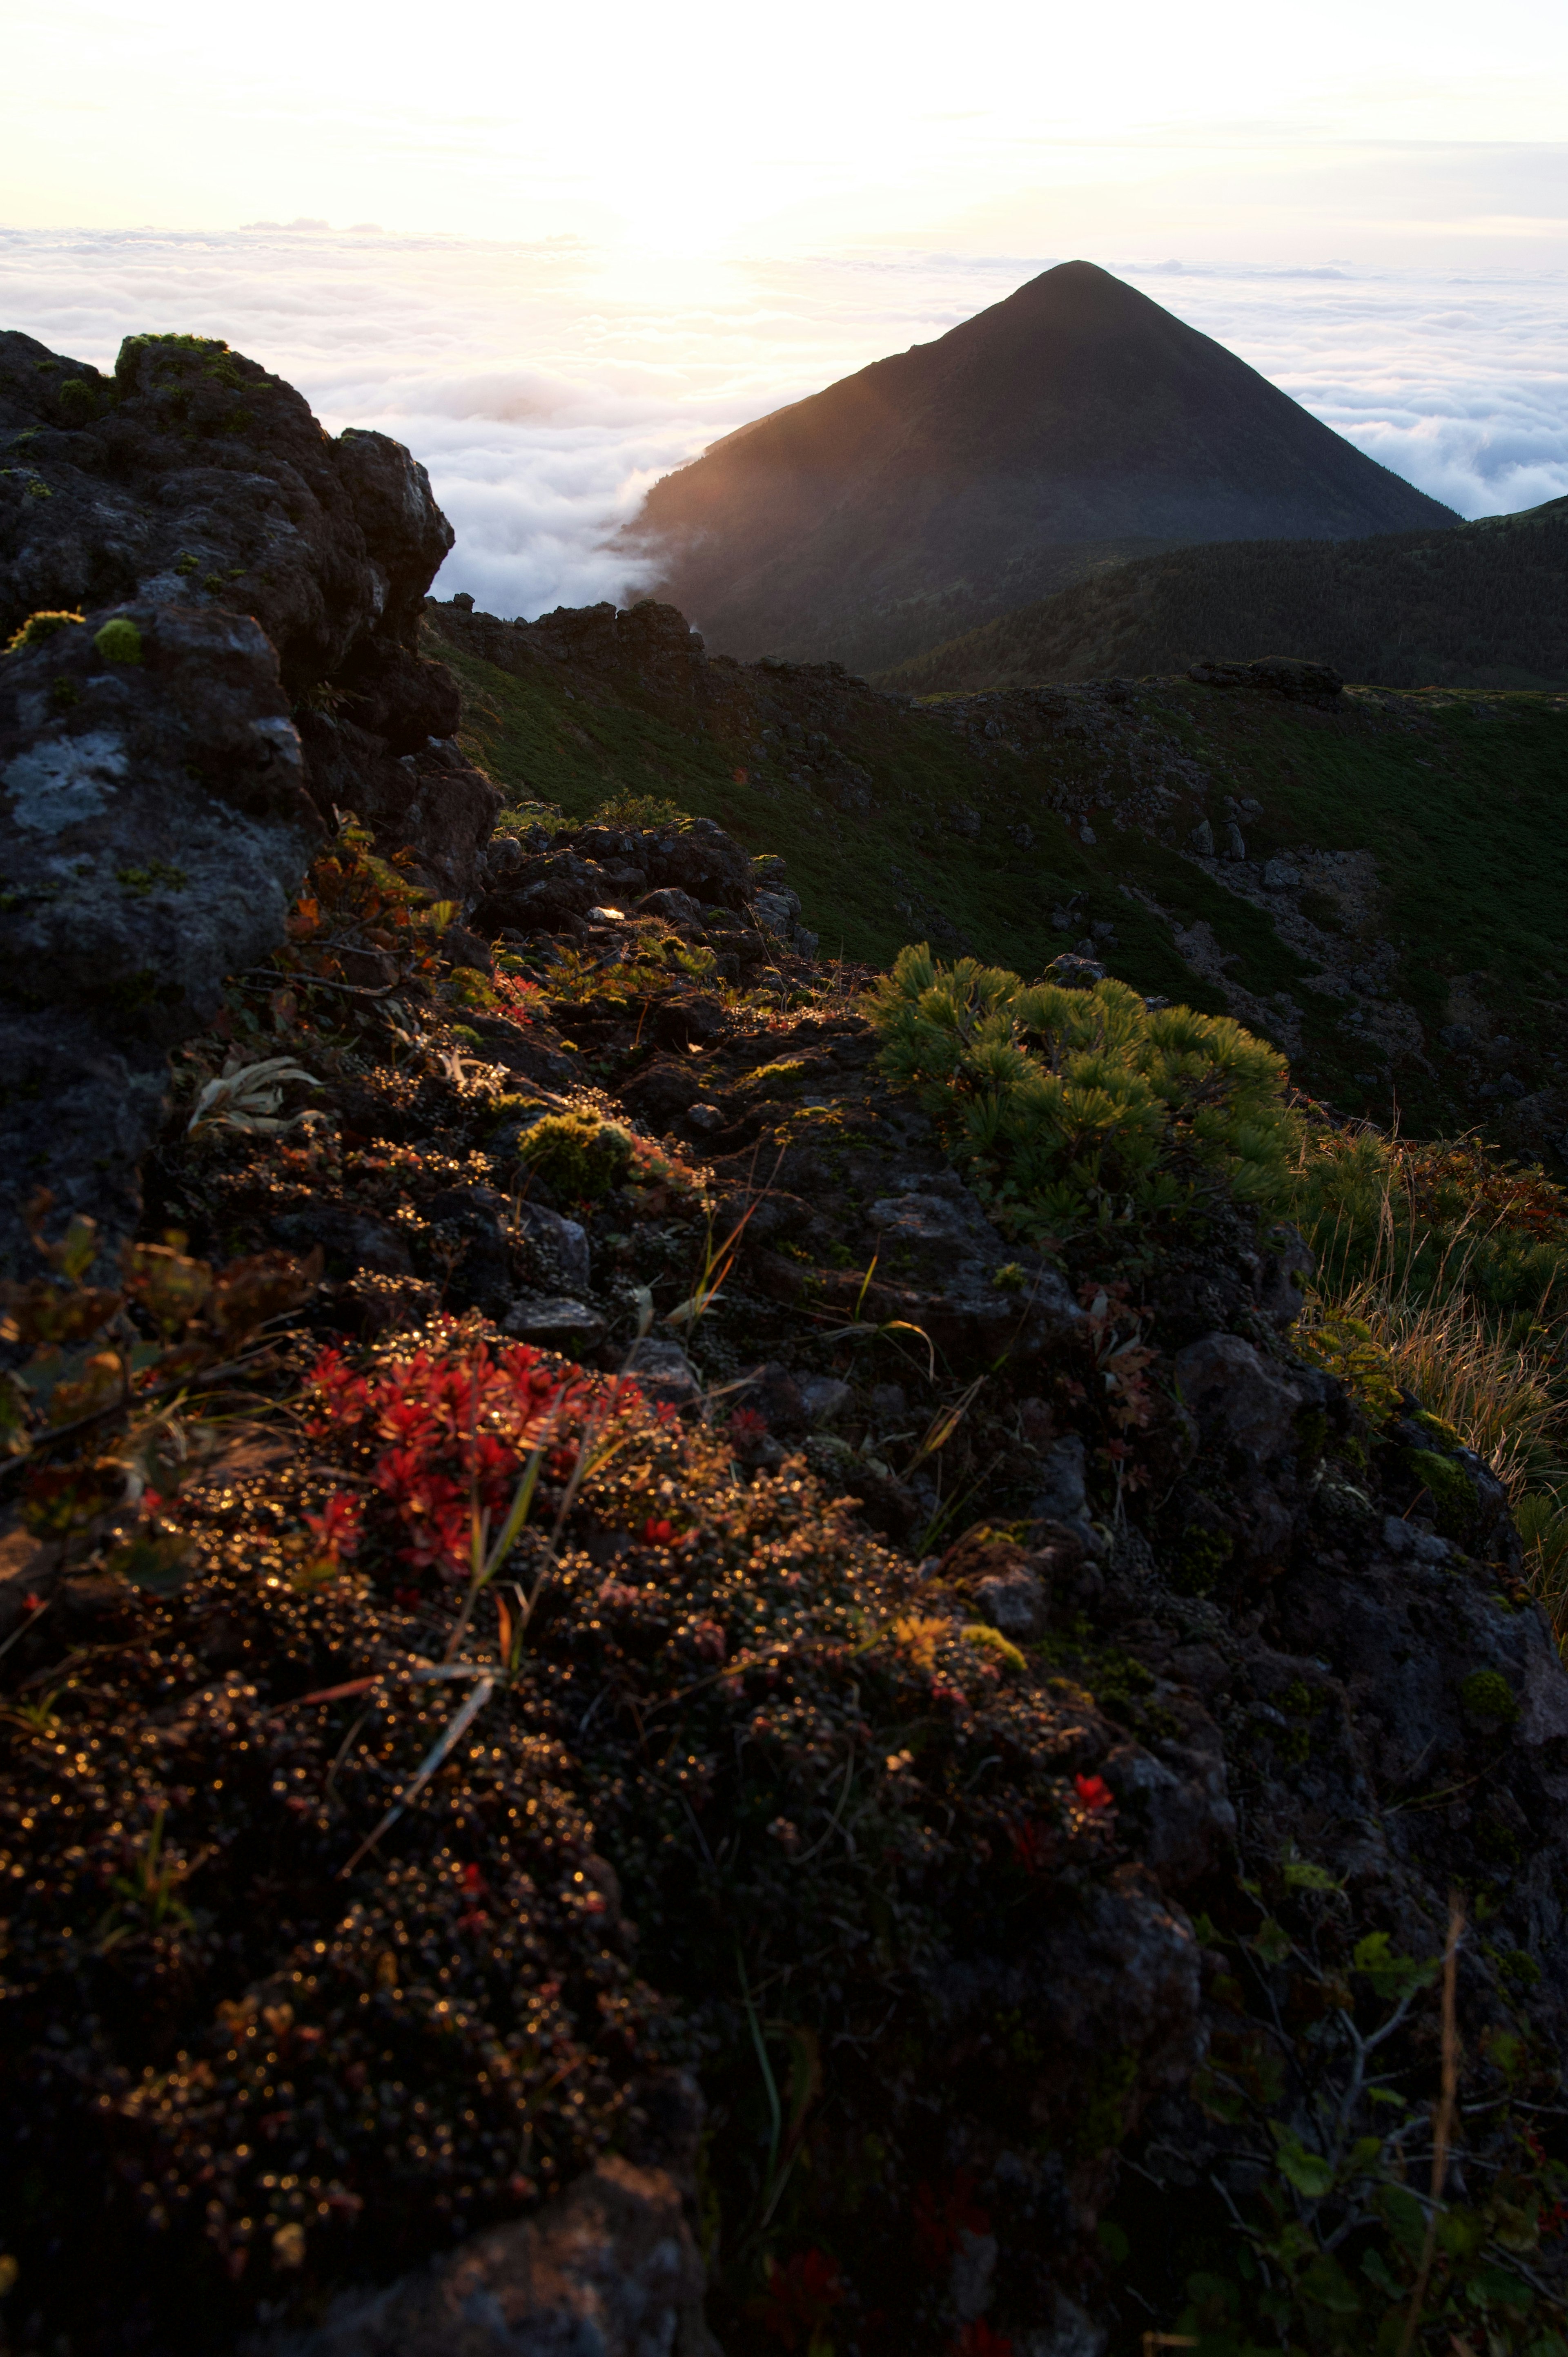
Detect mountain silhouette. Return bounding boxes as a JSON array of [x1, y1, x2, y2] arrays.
[[627, 260, 1458, 673]]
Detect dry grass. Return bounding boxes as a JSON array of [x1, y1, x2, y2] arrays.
[[1292, 1122, 1568, 1641]]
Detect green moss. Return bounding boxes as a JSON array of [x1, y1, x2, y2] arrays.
[[517, 1110, 635, 1202], [93, 617, 143, 665], [1405, 1447, 1477, 1536], [1075, 2049, 1140, 2158], [1172, 1526, 1233, 1597], [1461, 1669, 1519, 1726], [5, 609, 85, 654], [116, 861, 189, 899], [962, 1623, 1027, 1673]]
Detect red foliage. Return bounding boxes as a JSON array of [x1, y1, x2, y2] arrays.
[[751, 2248, 846, 2350], [913, 2168, 991, 2266], [640, 1515, 678, 1548], [1074, 1773, 1115, 1814], [305, 1332, 599, 1581], [303, 1492, 363, 1559], [954, 2322, 1013, 2357]]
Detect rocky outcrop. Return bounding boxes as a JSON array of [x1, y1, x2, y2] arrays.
[[257, 2159, 716, 2357], [0, 602, 319, 1272], [0, 331, 498, 1271]]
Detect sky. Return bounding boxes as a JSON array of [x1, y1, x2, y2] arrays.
[[3, 0, 1567, 618]]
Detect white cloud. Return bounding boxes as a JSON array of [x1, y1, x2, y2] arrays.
[[1, 229, 1564, 624]]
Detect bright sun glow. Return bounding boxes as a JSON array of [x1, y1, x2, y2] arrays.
[[4, 0, 1568, 256]]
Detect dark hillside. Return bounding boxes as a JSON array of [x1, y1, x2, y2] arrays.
[[425, 595, 1568, 1163], [626, 261, 1455, 673], [875, 495, 1568, 693]]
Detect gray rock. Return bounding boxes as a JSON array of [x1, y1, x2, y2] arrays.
[[0, 603, 318, 1274], [1263, 857, 1300, 890], [1254, 1224, 1314, 1327], [799, 1375, 853, 1425], [515, 1202, 591, 1293], [635, 885, 703, 928], [1029, 1434, 1106, 1558], [0, 329, 499, 899], [752, 888, 795, 936], [1381, 1514, 1451, 1564], [971, 1564, 1048, 1639], [1223, 821, 1246, 860], [1173, 1332, 1303, 1467], [1102, 1734, 1236, 1884], [622, 1338, 703, 1414], [252, 2156, 716, 2357], [1188, 818, 1215, 857], [503, 1296, 607, 1351], [864, 1176, 1081, 1367], [1031, 1434, 1088, 1522], [950, 2228, 997, 2322]]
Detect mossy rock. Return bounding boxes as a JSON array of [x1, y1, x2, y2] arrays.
[[1405, 1446, 1479, 1538]]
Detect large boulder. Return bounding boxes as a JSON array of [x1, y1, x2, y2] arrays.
[[0, 602, 320, 1272], [249, 2156, 716, 2357]]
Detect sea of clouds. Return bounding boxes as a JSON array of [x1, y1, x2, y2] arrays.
[[2, 226, 1565, 621]]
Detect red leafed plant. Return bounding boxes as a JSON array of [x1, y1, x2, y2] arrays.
[[304, 1329, 601, 1581], [749, 2247, 846, 2350], [913, 2168, 991, 2267], [954, 2321, 1013, 2357]]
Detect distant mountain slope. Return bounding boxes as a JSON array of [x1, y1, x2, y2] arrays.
[[424, 594, 1568, 1160], [625, 261, 1457, 674], [873, 496, 1568, 693]]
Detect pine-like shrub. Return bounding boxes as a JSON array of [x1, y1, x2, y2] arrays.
[[866, 946, 1297, 1244]]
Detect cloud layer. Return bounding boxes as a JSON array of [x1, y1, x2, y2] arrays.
[[2, 229, 1564, 621]]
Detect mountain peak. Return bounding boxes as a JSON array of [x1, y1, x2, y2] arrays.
[[629, 265, 1457, 673]]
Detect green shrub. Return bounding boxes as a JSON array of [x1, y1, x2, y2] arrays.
[[93, 617, 143, 664], [55, 376, 102, 425], [866, 945, 1297, 1243], [517, 1109, 635, 1201]]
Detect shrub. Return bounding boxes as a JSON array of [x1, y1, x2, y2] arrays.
[[93, 616, 143, 664], [517, 1109, 635, 1202], [866, 945, 1297, 1243]]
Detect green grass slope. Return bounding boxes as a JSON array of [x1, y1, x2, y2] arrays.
[[425, 598, 1568, 1159], [874, 496, 1568, 695]]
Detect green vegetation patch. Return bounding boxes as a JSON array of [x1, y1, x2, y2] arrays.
[[868, 948, 1296, 1242]]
